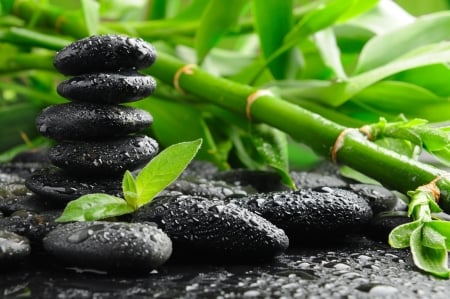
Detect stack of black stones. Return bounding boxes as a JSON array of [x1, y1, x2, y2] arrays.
[[26, 35, 159, 206]]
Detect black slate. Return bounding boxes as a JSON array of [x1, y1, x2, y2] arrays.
[[48, 135, 158, 175], [0, 230, 30, 268], [56, 72, 156, 104], [36, 102, 153, 141], [54, 35, 157, 75]]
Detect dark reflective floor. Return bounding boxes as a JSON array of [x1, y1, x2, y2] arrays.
[[1, 235, 448, 299]]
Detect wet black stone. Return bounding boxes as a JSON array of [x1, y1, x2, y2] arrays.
[[0, 195, 52, 215], [25, 167, 122, 206], [54, 35, 157, 75], [48, 135, 158, 175], [348, 184, 398, 214], [227, 188, 373, 243], [165, 178, 248, 200], [11, 148, 50, 164], [43, 221, 172, 273], [56, 72, 156, 104], [36, 102, 153, 141], [132, 195, 289, 262], [367, 211, 410, 241], [179, 161, 219, 180], [212, 169, 288, 193], [0, 231, 30, 268], [0, 210, 60, 245], [291, 171, 349, 189]]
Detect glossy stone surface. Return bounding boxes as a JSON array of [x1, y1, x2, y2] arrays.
[[132, 195, 289, 261], [43, 221, 172, 272], [56, 72, 156, 104], [48, 135, 158, 175], [25, 167, 122, 206], [54, 35, 157, 75], [36, 102, 153, 140], [228, 188, 373, 242]]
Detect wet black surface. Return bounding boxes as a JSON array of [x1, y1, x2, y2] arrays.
[[1, 235, 449, 298]]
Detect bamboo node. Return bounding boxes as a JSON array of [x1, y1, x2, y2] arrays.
[[173, 64, 197, 94], [331, 128, 359, 164], [359, 125, 373, 140], [419, 174, 450, 202], [245, 89, 273, 121]]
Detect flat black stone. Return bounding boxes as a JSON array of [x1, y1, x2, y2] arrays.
[[36, 102, 153, 141], [48, 135, 158, 175], [56, 72, 156, 104], [25, 167, 123, 206], [132, 195, 289, 262], [43, 221, 172, 273], [227, 188, 373, 243], [54, 35, 157, 75]]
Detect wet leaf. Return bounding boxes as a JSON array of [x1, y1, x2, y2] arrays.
[[388, 220, 420, 248], [122, 170, 138, 208], [135, 139, 202, 207], [410, 224, 450, 278], [56, 194, 133, 222]]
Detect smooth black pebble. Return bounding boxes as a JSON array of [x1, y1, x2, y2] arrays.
[[25, 167, 123, 205], [36, 102, 153, 141], [54, 35, 157, 75], [228, 188, 373, 243], [57, 72, 156, 104], [347, 184, 398, 214], [48, 135, 158, 175], [0, 230, 31, 268], [43, 221, 172, 272], [132, 195, 289, 262]]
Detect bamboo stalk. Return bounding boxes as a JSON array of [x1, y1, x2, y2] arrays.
[[150, 52, 450, 212]]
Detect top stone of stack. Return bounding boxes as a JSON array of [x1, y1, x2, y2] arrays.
[[54, 35, 157, 75]]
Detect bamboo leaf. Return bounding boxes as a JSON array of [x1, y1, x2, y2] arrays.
[[173, 0, 209, 21], [81, 0, 99, 35], [313, 28, 346, 79], [252, 0, 293, 79], [195, 0, 247, 63], [388, 220, 420, 248], [356, 11, 450, 73]]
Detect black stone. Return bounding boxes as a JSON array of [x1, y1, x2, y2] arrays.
[[348, 183, 398, 214], [227, 188, 373, 242], [0, 210, 60, 245], [43, 221, 172, 272], [56, 72, 156, 104], [291, 171, 349, 189], [212, 169, 288, 193], [132, 195, 289, 261], [165, 178, 248, 200], [0, 231, 30, 268], [36, 102, 153, 141], [54, 35, 157, 75], [48, 135, 158, 175], [0, 195, 52, 215], [25, 167, 122, 206], [368, 211, 410, 241]]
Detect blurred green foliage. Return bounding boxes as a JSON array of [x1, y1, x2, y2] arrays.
[[0, 0, 449, 170]]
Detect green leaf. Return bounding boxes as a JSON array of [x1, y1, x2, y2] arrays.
[[173, 0, 209, 21], [428, 220, 450, 248], [0, 0, 14, 15], [388, 220, 420, 248], [356, 11, 450, 73], [56, 194, 134, 222], [252, 0, 293, 79], [122, 170, 138, 208], [410, 224, 450, 278], [195, 0, 247, 63], [313, 28, 346, 79], [232, 124, 295, 189], [134, 139, 202, 208], [81, 0, 99, 35]]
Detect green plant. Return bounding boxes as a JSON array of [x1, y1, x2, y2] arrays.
[[1, 0, 450, 277], [56, 139, 202, 222]]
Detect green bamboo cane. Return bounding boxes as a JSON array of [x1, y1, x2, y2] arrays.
[[149, 52, 450, 212]]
